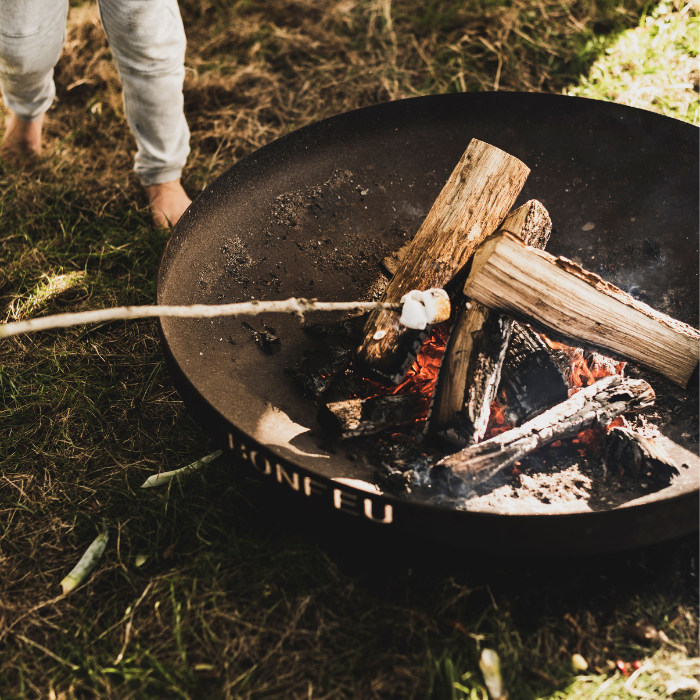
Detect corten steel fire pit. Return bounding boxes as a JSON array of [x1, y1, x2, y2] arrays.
[[157, 92, 699, 554]]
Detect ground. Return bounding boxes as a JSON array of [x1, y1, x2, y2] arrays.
[[0, 1, 698, 698]]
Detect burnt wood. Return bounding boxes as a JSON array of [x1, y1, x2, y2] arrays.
[[437, 376, 655, 484], [463, 232, 700, 387], [430, 200, 552, 447], [318, 394, 427, 439], [358, 139, 530, 384], [601, 427, 680, 486], [499, 323, 570, 427]]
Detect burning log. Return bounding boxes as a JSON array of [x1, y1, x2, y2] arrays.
[[600, 427, 680, 486], [437, 375, 655, 484], [498, 323, 569, 427], [430, 200, 552, 447], [463, 232, 700, 387], [317, 394, 427, 439], [357, 139, 530, 384]]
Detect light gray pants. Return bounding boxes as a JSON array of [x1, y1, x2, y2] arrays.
[[0, 0, 190, 185]]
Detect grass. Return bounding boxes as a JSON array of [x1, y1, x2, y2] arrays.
[[0, 0, 698, 698]]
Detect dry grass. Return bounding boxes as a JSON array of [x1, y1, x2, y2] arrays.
[[0, 1, 698, 698]]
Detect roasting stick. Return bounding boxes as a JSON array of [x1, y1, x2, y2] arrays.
[[0, 290, 450, 339]]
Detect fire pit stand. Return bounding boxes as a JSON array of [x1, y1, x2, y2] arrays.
[[158, 92, 699, 555]]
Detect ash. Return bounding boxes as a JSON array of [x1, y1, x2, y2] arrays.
[[368, 433, 441, 493]]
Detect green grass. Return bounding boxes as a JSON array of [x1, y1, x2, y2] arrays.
[[0, 1, 698, 698], [567, 0, 700, 123]]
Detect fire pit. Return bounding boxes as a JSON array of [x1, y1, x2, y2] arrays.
[[158, 92, 699, 554]]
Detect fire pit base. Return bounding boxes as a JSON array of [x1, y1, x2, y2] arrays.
[[158, 92, 699, 554]]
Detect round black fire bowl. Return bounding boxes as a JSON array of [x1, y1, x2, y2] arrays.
[[158, 92, 699, 555]]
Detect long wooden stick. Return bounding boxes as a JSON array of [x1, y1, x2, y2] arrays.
[[0, 298, 401, 339]]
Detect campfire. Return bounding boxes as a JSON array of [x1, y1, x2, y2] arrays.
[[293, 139, 699, 503]]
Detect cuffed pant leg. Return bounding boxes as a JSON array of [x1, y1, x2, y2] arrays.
[[97, 0, 190, 185], [0, 0, 69, 121]]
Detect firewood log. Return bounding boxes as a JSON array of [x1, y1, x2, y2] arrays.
[[498, 323, 569, 426], [430, 200, 552, 447], [463, 232, 700, 387], [357, 139, 530, 384], [437, 376, 655, 484], [318, 394, 427, 439], [600, 427, 680, 486]]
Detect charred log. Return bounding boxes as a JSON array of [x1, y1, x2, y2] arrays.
[[463, 231, 700, 387], [318, 394, 428, 439], [288, 345, 353, 398], [430, 200, 552, 447], [357, 139, 530, 384], [437, 376, 655, 484], [600, 427, 680, 486], [498, 323, 569, 426]]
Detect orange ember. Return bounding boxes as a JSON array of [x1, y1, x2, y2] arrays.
[[484, 333, 628, 453], [357, 322, 450, 422], [539, 332, 626, 390], [484, 389, 515, 439], [572, 427, 605, 456]]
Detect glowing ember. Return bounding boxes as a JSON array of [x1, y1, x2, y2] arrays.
[[484, 389, 515, 439], [539, 333, 626, 390], [356, 322, 450, 422], [484, 335, 628, 450]]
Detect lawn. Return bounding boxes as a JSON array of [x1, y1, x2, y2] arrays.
[[0, 1, 698, 698]]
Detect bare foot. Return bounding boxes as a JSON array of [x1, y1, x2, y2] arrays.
[[144, 179, 192, 228], [1, 112, 44, 159]]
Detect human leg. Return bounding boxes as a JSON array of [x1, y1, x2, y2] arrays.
[[97, 0, 191, 226], [0, 0, 69, 157]]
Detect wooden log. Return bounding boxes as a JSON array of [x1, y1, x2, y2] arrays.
[[600, 427, 680, 486], [357, 139, 530, 384], [317, 394, 427, 439], [382, 242, 410, 278], [430, 200, 552, 447], [463, 232, 700, 387], [437, 375, 655, 483], [498, 322, 569, 427], [382, 199, 550, 278]]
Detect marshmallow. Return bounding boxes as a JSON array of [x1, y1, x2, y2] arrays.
[[398, 288, 451, 329]]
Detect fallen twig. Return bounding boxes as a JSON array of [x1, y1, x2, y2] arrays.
[[60, 519, 109, 595], [141, 450, 223, 488]]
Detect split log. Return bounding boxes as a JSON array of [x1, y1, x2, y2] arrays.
[[498, 322, 569, 426], [463, 232, 700, 387], [357, 139, 530, 384], [437, 375, 655, 484], [430, 200, 552, 447], [600, 427, 680, 486], [382, 242, 411, 278], [317, 394, 427, 439]]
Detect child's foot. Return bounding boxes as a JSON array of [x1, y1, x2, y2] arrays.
[[143, 179, 192, 228], [0, 112, 44, 158]]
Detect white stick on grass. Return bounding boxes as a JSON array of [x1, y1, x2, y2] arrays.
[[141, 450, 223, 488], [479, 649, 506, 700], [60, 520, 109, 595], [0, 299, 401, 338]]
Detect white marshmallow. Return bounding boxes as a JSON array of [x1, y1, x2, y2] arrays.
[[399, 297, 429, 330], [398, 288, 451, 329]]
